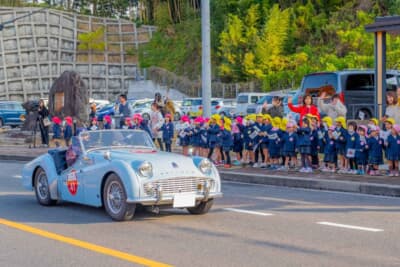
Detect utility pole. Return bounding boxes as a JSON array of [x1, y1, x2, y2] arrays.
[[201, 0, 212, 118]]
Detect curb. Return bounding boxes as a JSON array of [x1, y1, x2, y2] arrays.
[[220, 171, 400, 197], [0, 155, 35, 162]]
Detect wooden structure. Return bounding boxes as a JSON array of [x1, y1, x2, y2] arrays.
[[365, 16, 400, 118]]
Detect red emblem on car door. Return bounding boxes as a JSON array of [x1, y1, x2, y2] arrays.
[[67, 169, 78, 195]]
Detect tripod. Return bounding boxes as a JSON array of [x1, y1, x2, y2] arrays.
[[29, 118, 39, 149]]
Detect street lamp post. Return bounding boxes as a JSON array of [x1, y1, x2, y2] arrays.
[[201, 0, 212, 118]]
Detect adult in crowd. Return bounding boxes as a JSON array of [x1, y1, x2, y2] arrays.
[[385, 91, 400, 124], [154, 92, 166, 116], [89, 102, 97, 121], [317, 92, 347, 121], [397, 87, 400, 106], [288, 94, 320, 125], [37, 99, 50, 147], [261, 96, 284, 118], [117, 94, 133, 128], [150, 102, 165, 151]]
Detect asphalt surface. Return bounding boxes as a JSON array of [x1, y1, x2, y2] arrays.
[[1, 161, 400, 267]]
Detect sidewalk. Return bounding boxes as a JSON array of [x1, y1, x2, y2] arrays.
[[1, 145, 400, 197]]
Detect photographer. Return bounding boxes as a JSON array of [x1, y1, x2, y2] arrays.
[[38, 99, 50, 147]]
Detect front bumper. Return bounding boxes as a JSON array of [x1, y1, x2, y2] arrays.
[[126, 192, 223, 206]]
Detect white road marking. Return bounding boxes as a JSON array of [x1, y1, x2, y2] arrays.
[[223, 180, 400, 200], [224, 208, 273, 216], [317, 222, 384, 232], [13, 175, 22, 179]]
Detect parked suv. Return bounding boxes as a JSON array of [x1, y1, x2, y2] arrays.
[[0, 101, 26, 127], [292, 70, 400, 119]]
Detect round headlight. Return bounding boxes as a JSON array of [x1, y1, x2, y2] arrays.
[[138, 161, 153, 177], [199, 158, 212, 174]]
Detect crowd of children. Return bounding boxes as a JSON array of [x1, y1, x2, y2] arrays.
[[50, 109, 400, 176], [173, 113, 400, 176]]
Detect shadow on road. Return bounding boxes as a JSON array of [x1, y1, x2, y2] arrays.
[[0, 194, 223, 225]]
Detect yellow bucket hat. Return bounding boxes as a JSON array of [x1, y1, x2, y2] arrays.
[[322, 116, 333, 127], [335, 116, 347, 129], [272, 117, 281, 128], [280, 117, 288, 131], [386, 117, 395, 125], [369, 118, 379, 126]]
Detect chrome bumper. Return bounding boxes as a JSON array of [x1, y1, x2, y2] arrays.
[[126, 192, 223, 206]]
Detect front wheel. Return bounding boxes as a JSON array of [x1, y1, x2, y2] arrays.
[[34, 168, 57, 206], [187, 199, 214, 215], [103, 174, 136, 221]]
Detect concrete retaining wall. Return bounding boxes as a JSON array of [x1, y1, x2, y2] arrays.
[[0, 7, 156, 101]]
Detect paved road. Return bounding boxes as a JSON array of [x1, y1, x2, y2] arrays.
[[1, 161, 400, 267]]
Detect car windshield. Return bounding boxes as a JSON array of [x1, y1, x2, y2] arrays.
[[257, 96, 273, 105], [182, 99, 202, 106], [302, 73, 338, 96], [79, 130, 156, 152]]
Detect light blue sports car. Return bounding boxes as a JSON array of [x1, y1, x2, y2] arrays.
[[22, 130, 222, 221]]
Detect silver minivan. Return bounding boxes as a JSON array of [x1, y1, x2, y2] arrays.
[[235, 93, 269, 115]]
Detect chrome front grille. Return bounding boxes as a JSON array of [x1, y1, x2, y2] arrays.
[[143, 177, 209, 196]]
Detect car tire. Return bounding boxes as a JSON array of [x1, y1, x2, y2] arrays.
[[187, 199, 214, 215], [143, 113, 150, 121], [34, 168, 57, 206], [103, 174, 136, 221], [174, 112, 181, 121]]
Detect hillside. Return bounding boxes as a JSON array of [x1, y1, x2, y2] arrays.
[[138, 0, 400, 91]]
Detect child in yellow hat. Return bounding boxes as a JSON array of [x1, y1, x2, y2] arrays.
[[335, 116, 348, 172], [220, 118, 233, 168]]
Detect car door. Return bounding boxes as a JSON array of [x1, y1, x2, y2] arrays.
[[9, 103, 23, 125], [2, 103, 14, 125], [59, 138, 87, 204]]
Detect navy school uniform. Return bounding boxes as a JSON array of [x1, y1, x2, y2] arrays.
[[323, 136, 337, 163], [260, 123, 272, 150], [267, 127, 282, 158], [253, 122, 265, 150], [103, 122, 111, 129], [140, 121, 152, 138], [199, 127, 208, 148], [207, 123, 220, 149], [178, 124, 192, 146], [310, 129, 319, 156], [367, 136, 384, 165], [386, 134, 400, 161], [220, 129, 233, 152], [191, 126, 202, 147], [297, 126, 312, 155], [160, 122, 174, 144], [282, 132, 298, 157], [233, 124, 244, 153], [64, 124, 73, 141], [52, 124, 61, 139], [345, 131, 359, 158], [335, 127, 347, 155], [355, 136, 369, 165], [243, 124, 254, 151], [317, 126, 327, 153]]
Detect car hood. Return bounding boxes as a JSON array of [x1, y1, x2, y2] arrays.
[[106, 149, 204, 178]]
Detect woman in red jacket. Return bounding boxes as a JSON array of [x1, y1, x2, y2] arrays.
[[288, 94, 320, 125]]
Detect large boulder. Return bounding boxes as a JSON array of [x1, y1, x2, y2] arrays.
[[48, 71, 89, 124]]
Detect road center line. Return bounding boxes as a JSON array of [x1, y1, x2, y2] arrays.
[[224, 208, 273, 216], [317, 221, 384, 232], [13, 175, 22, 179], [0, 218, 172, 267]]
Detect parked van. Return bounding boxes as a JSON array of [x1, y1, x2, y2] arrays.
[[292, 70, 400, 119], [235, 93, 269, 116]]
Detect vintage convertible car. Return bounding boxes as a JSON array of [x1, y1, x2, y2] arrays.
[[22, 130, 222, 221]]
